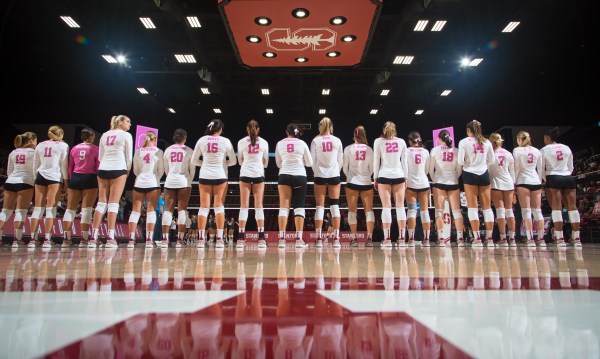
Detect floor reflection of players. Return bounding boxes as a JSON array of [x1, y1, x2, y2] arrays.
[[123, 248, 135, 291], [378, 312, 417, 358], [437, 247, 454, 290], [141, 248, 153, 291], [274, 248, 313, 358], [116, 315, 149, 358]]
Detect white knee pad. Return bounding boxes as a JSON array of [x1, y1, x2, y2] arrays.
[[347, 211, 357, 225], [81, 207, 93, 224], [467, 208, 479, 222], [255, 208, 264, 221], [45, 207, 54, 219], [197, 207, 209, 218], [214, 206, 224, 215], [0, 209, 13, 222], [162, 211, 173, 226], [15, 209, 28, 223], [294, 208, 305, 218], [51, 207, 57, 219], [32, 207, 43, 220], [107, 203, 119, 214], [278, 208, 289, 217], [178, 210, 187, 225], [238, 208, 249, 222], [505, 208, 514, 219], [533, 208, 544, 221], [330, 205, 340, 218], [381, 208, 392, 224], [435, 209, 444, 219], [521, 208, 532, 221], [407, 209, 417, 219], [129, 211, 141, 224], [452, 209, 463, 219], [63, 209, 77, 223], [315, 206, 325, 221], [568, 210, 580, 224], [551, 210, 563, 223], [495, 208, 506, 219], [420, 210, 431, 224], [396, 207, 406, 221], [366, 211, 375, 222], [146, 211, 157, 224], [483, 209, 494, 223]]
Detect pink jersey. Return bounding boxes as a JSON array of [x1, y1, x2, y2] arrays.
[[68, 143, 100, 178]]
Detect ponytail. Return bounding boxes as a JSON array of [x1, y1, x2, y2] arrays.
[[489, 133, 503, 150], [80, 128, 95, 143], [467, 120, 485, 145], [286, 123, 301, 138], [438, 129, 453, 147], [14, 132, 37, 149], [205, 119, 224, 136], [353, 126, 368, 145], [517, 131, 531, 147], [247, 119, 259, 146], [48, 125, 64, 141], [408, 131, 423, 147], [143, 131, 156, 147], [318, 117, 333, 136], [382, 121, 396, 139]]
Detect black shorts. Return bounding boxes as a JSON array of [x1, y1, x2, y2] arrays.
[[240, 176, 265, 184], [314, 176, 341, 185], [516, 184, 543, 191], [191, 222, 198, 230], [133, 187, 160, 193], [97, 170, 127, 180], [462, 171, 491, 187], [199, 178, 227, 185], [432, 183, 460, 191], [407, 187, 430, 193], [164, 186, 191, 191], [69, 173, 98, 190], [3, 183, 33, 192], [35, 173, 61, 186], [278, 174, 307, 187], [377, 177, 405, 185], [545, 175, 576, 190], [345, 183, 373, 192]]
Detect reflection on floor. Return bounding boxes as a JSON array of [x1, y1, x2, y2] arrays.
[[0, 244, 598, 358]]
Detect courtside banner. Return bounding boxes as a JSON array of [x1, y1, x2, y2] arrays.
[[242, 231, 368, 242], [135, 125, 158, 151], [3, 218, 143, 239]]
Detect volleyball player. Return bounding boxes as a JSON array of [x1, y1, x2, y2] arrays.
[[342, 126, 375, 247], [162, 128, 195, 248], [488, 133, 516, 247], [457, 120, 495, 247], [275, 123, 313, 248], [310, 117, 344, 248], [405, 131, 431, 246], [90, 115, 133, 248], [62, 128, 99, 248], [30, 125, 69, 248], [513, 131, 544, 247], [192, 119, 236, 249], [541, 127, 580, 247], [128, 131, 164, 248], [237, 119, 269, 249], [428, 130, 463, 247], [0, 132, 37, 247], [373, 121, 408, 247]]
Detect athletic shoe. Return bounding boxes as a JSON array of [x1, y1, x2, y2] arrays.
[[197, 239, 206, 249], [422, 239, 430, 247], [525, 239, 536, 247], [440, 238, 451, 247], [215, 238, 225, 248], [11, 241, 19, 248], [257, 239, 267, 249], [315, 239, 323, 248], [536, 239, 546, 248], [349, 239, 359, 247], [295, 239, 308, 248], [87, 239, 98, 248], [407, 239, 416, 247], [365, 238, 374, 247], [381, 239, 392, 248], [397, 239, 406, 248], [236, 240, 245, 250], [457, 238, 465, 247], [555, 238, 566, 247], [160, 240, 168, 249], [62, 239, 72, 248], [278, 239, 286, 248], [105, 239, 119, 249], [127, 240, 135, 248], [471, 239, 483, 247], [508, 238, 517, 247], [497, 239, 509, 247], [42, 239, 51, 248], [79, 240, 88, 248], [145, 240, 154, 248], [175, 240, 183, 249], [332, 239, 341, 248], [569, 238, 582, 247]]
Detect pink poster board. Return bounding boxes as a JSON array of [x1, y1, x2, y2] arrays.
[[432, 126, 455, 147], [135, 125, 158, 151]]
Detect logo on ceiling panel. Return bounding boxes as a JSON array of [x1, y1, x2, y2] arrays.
[[266, 28, 336, 51]]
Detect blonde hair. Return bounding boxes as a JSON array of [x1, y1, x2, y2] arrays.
[[111, 115, 130, 130], [353, 126, 368, 145], [143, 131, 156, 147], [318, 117, 333, 136], [48, 125, 64, 141], [14, 132, 37, 149], [382, 121, 396, 139], [517, 131, 531, 147], [489, 133, 503, 150]]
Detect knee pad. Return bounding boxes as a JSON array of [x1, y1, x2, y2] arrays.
[[32, 207, 43, 220], [420, 210, 431, 224], [0, 209, 13, 222], [45, 206, 55, 219], [81, 207, 93, 224], [505, 208, 514, 219], [407, 202, 418, 210], [521, 208, 532, 221], [568, 210, 580, 224], [483, 209, 494, 223], [395, 207, 406, 221], [348, 211, 357, 225], [381, 208, 392, 224], [407, 209, 417, 219], [51, 207, 57, 219], [197, 207, 209, 218], [330, 205, 340, 218], [146, 211, 157, 224], [495, 208, 506, 219], [63, 209, 77, 222], [162, 211, 173, 226], [15, 209, 28, 223], [214, 206, 224, 215], [467, 208, 479, 222], [107, 203, 119, 214], [294, 208, 305, 218], [366, 211, 375, 222], [435, 209, 444, 219], [452, 209, 463, 219], [315, 206, 325, 221], [551, 210, 563, 223], [255, 208, 264, 221], [278, 208, 289, 217], [238, 208, 249, 222], [533, 208, 544, 221], [129, 211, 141, 224], [178, 210, 187, 225]]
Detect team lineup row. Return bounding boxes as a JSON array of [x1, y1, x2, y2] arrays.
[[0, 116, 581, 250]]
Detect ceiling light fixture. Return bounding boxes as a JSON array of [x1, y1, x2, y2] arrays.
[[319, 109, 326, 114], [266, 108, 273, 114], [137, 88, 149, 94], [380, 89, 390, 96], [330, 16, 347, 25], [167, 108, 176, 113], [246, 35, 262, 43], [370, 109, 378, 115], [502, 21, 520, 33], [414, 20, 428, 31], [213, 108, 222, 114], [175, 54, 197, 63], [186, 16, 201, 28], [292, 8, 309, 19], [415, 110, 424, 115], [201, 87, 210, 95], [393, 55, 414, 65], [102, 55, 117, 63], [322, 89, 330, 95], [116, 55, 126, 63], [139, 17, 156, 29], [441, 90, 452, 96], [261, 88, 270, 95], [431, 20, 446, 32], [468, 58, 483, 66], [60, 16, 80, 28], [255, 17, 272, 26], [295, 57, 308, 63]]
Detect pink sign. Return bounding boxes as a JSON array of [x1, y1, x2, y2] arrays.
[[432, 126, 455, 147], [135, 125, 158, 151]]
